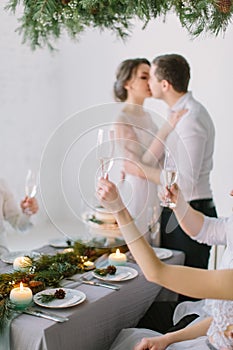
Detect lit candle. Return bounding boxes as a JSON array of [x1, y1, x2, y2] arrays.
[[108, 249, 127, 266], [62, 248, 74, 253], [83, 260, 95, 270], [13, 256, 32, 271], [10, 282, 33, 308]]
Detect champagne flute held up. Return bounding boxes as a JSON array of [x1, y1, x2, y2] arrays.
[[160, 151, 178, 208], [96, 129, 115, 179], [23, 169, 38, 215]]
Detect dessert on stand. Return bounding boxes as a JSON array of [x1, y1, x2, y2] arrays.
[[82, 206, 125, 247]]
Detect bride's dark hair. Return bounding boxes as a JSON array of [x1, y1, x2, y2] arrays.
[[113, 58, 150, 102]]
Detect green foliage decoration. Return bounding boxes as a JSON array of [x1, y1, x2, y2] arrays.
[[4, 0, 233, 50], [0, 298, 16, 335], [0, 240, 112, 333]]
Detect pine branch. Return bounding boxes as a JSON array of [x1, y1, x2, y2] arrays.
[[3, 1, 233, 49], [4, 0, 21, 13], [0, 298, 16, 335]]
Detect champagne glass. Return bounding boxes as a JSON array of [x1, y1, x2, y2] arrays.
[[160, 151, 178, 208], [25, 169, 37, 198], [96, 128, 115, 179], [24, 169, 37, 214], [147, 206, 160, 246]]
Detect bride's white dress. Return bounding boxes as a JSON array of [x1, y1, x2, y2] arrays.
[[115, 111, 161, 237]]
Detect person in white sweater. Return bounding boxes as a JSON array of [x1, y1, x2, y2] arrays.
[[0, 179, 38, 251]]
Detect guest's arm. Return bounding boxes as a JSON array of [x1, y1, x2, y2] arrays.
[[163, 184, 227, 246], [134, 317, 212, 350], [165, 183, 204, 237], [96, 177, 233, 300]]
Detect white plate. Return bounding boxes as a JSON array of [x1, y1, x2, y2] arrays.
[[93, 266, 138, 282], [153, 247, 173, 260], [49, 239, 74, 248], [34, 288, 86, 308], [1, 250, 41, 264]]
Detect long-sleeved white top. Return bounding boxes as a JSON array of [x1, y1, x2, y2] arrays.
[[195, 215, 232, 269], [0, 179, 31, 237], [175, 215, 233, 349], [108, 215, 233, 350], [166, 92, 215, 202]]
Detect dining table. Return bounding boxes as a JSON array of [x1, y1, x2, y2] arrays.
[[0, 245, 185, 350]]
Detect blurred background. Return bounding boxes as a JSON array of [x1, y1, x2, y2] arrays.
[[1, 3, 232, 260]]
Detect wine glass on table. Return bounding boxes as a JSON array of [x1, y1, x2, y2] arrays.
[[147, 206, 160, 245], [24, 169, 38, 214], [160, 151, 178, 208], [96, 128, 115, 179]]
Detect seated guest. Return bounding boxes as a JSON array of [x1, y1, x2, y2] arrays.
[[0, 178, 38, 251], [96, 176, 233, 350]]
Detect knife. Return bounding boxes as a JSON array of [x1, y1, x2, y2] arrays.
[[23, 309, 69, 322], [81, 280, 120, 290]]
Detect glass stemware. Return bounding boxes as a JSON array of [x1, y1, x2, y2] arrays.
[[160, 151, 178, 208], [96, 128, 115, 179], [24, 169, 38, 214], [147, 206, 161, 246], [25, 169, 37, 198]]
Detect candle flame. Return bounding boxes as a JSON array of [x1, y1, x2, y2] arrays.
[[116, 249, 121, 256], [20, 282, 24, 291]]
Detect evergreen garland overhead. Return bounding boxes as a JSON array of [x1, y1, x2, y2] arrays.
[[4, 0, 233, 50]]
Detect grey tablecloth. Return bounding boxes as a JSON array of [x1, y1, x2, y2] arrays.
[[1, 247, 185, 350]]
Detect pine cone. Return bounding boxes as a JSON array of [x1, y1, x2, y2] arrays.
[[54, 289, 66, 299], [216, 0, 232, 13], [61, 0, 72, 4], [107, 265, 117, 275], [90, 7, 98, 15]]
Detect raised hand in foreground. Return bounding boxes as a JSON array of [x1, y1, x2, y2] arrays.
[[96, 176, 233, 301]]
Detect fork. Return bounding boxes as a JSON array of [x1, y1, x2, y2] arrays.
[[61, 272, 96, 287]]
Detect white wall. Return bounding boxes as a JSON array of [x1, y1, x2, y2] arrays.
[[1, 4, 233, 235]]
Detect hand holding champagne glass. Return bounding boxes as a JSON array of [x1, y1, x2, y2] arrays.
[[161, 151, 178, 208], [96, 128, 115, 179]]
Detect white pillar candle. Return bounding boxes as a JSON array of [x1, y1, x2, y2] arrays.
[[10, 282, 33, 308], [13, 256, 32, 271], [84, 260, 95, 270], [108, 249, 127, 266]]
